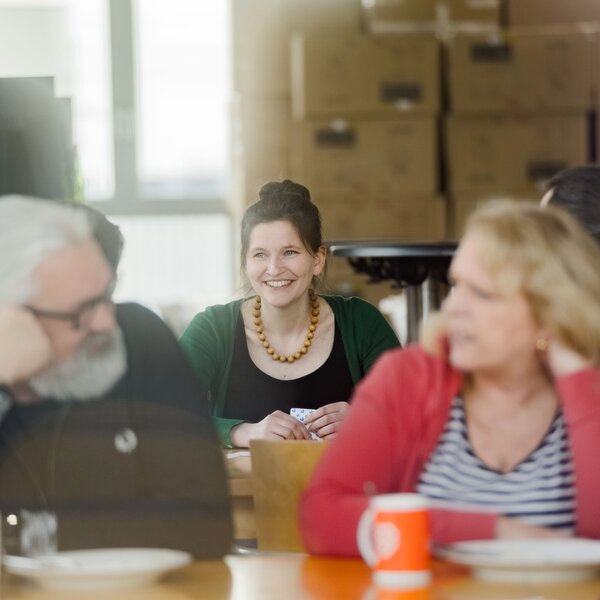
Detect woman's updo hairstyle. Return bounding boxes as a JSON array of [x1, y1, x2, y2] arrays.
[[241, 180, 323, 265]]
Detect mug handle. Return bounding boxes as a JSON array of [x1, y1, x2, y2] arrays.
[[356, 506, 377, 566]]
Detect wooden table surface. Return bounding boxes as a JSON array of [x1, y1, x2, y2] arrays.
[[224, 450, 255, 540], [6, 456, 597, 597], [3, 554, 600, 600], [225, 450, 252, 496]]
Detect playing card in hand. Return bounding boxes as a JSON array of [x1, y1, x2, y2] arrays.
[[290, 407, 320, 441]]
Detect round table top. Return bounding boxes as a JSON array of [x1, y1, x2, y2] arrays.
[[328, 241, 457, 286], [4, 553, 600, 600], [328, 240, 457, 259]]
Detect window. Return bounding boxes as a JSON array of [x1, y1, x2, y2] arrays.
[[135, 0, 230, 199], [0, 0, 233, 314], [113, 214, 233, 335], [0, 0, 114, 199]]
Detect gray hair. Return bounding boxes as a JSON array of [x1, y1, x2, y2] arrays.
[[0, 196, 92, 306]]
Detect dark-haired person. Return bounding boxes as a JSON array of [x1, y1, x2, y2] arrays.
[[180, 180, 400, 448], [540, 164, 600, 246]]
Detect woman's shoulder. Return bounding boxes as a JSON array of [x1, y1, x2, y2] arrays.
[[359, 345, 461, 415], [201, 298, 245, 319], [372, 343, 456, 384], [181, 298, 245, 339], [322, 294, 383, 318], [376, 343, 439, 365]]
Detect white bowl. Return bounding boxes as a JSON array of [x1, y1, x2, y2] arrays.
[[436, 539, 600, 584], [3, 547, 193, 592]]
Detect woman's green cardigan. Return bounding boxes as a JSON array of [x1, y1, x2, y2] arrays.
[[180, 295, 400, 446]]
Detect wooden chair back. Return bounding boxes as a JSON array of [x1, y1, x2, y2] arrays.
[[250, 439, 328, 552]]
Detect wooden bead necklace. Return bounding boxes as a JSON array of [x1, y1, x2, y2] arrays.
[[253, 289, 320, 363]]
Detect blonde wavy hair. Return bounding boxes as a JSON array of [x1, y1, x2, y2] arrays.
[[421, 200, 600, 365]]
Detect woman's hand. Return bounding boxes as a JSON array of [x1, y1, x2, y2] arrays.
[[545, 339, 592, 379], [230, 410, 312, 448], [496, 516, 571, 539], [303, 401, 350, 440]]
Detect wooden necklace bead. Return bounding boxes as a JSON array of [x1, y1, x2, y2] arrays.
[[254, 289, 319, 363]]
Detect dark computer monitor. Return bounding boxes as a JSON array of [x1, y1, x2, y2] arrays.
[[0, 77, 74, 200]]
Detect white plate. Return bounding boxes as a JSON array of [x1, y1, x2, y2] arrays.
[[436, 539, 600, 583], [3, 548, 193, 592]]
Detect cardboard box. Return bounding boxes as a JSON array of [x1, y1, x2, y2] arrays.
[[448, 30, 594, 112], [448, 192, 538, 239], [315, 192, 447, 241], [313, 194, 446, 242], [362, 0, 500, 33], [291, 117, 439, 195], [362, 0, 437, 25], [291, 32, 440, 119], [446, 114, 589, 192], [506, 0, 600, 27], [449, 0, 501, 22]]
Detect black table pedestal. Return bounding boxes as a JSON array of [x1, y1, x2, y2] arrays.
[[330, 242, 457, 344]]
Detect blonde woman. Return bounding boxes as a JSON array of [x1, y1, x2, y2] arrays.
[[300, 201, 600, 555]]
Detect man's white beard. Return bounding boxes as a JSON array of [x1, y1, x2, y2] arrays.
[[29, 326, 127, 401]]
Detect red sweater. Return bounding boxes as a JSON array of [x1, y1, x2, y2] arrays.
[[299, 345, 600, 556]]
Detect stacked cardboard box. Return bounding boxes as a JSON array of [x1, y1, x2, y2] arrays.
[[291, 32, 440, 118], [445, 28, 595, 237], [504, 0, 600, 28], [231, 0, 362, 207], [289, 29, 447, 303], [290, 31, 445, 242], [292, 118, 438, 196], [361, 0, 501, 34]]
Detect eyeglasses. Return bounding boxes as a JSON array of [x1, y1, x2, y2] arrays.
[[25, 283, 116, 331]]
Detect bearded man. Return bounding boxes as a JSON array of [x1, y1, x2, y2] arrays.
[[0, 196, 232, 558]]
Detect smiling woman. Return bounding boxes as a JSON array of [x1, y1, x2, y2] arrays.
[[179, 180, 400, 448]]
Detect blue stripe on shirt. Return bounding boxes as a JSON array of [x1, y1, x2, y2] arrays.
[[416, 396, 576, 532]]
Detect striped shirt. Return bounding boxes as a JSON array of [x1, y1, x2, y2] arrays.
[[416, 396, 576, 532]]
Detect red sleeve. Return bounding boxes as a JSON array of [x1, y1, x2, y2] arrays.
[[299, 347, 493, 556], [299, 350, 404, 556], [556, 368, 600, 538]]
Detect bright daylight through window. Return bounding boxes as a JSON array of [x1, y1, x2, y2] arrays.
[[0, 0, 233, 326]]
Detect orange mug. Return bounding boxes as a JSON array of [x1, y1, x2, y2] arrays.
[[363, 585, 431, 600], [357, 493, 430, 589]]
